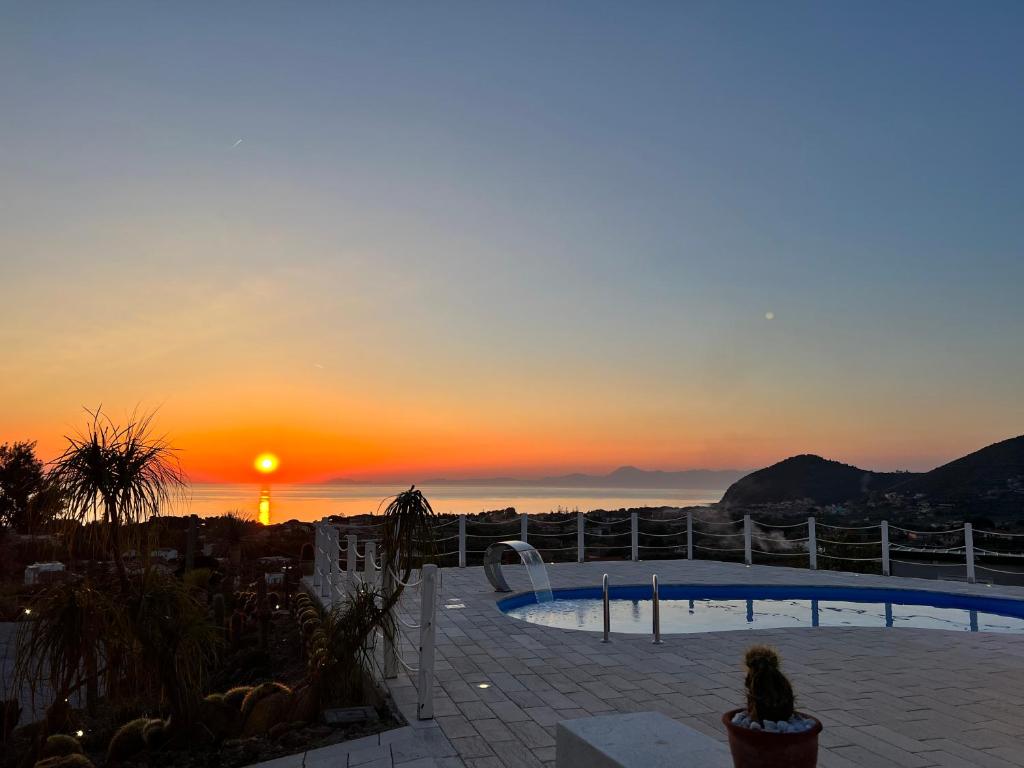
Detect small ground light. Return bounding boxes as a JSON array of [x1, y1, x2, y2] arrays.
[[477, 683, 490, 689], [24, 608, 31, 615], [75, 730, 84, 737]]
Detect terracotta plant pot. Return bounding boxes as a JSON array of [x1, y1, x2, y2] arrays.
[[722, 708, 822, 768]]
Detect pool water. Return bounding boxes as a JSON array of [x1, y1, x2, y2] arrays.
[[499, 584, 1024, 634]]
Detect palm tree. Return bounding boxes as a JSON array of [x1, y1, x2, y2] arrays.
[[53, 408, 186, 593]]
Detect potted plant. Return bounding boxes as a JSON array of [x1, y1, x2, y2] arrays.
[[722, 646, 822, 768]]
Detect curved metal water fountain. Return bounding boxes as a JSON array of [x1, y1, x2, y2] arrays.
[[484, 540, 553, 602]]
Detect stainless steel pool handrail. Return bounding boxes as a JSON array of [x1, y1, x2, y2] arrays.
[[652, 574, 662, 644], [601, 573, 610, 643]]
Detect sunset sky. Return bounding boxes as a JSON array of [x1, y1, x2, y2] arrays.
[[2, 3, 1023, 483]]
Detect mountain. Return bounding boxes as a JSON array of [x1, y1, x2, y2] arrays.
[[720, 455, 916, 507], [331, 466, 747, 489], [720, 435, 1024, 508], [536, 466, 746, 489], [888, 435, 1024, 499]]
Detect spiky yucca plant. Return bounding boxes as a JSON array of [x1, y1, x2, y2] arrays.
[[13, 580, 125, 714], [315, 587, 392, 705], [379, 486, 437, 602]]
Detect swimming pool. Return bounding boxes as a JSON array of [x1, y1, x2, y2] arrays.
[[499, 584, 1024, 634]]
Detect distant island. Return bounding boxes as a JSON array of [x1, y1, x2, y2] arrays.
[[330, 465, 749, 490]]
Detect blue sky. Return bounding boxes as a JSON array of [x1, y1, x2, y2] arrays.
[[1, 2, 1022, 478]]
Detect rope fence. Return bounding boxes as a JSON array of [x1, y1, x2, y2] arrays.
[[319, 513, 1024, 600]]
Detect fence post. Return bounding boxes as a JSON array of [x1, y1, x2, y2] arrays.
[[346, 534, 357, 582], [631, 512, 639, 561], [808, 516, 817, 570], [686, 510, 693, 560], [416, 564, 438, 719], [964, 522, 975, 584], [520, 513, 528, 544], [312, 523, 322, 591], [321, 526, 334, 600], [577, 511, 585, 563], [364, 540, 376, 585], [458, 515, 466, 568], [744, 514, 752, 565], [881, 520, 890, 576], [382, 565, 398, 678]]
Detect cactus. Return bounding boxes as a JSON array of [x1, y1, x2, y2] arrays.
[[743, 645, 795, 724], [213, 592, 226, 631], [34, 755, 94, 768], [224, 685, 254, 712], [230, 610, 244, 650], [40, 734, 83, 758], [107, 717, 160, 764], [258, 609, 270, 650], [287, 681, 320, 724], [199, 694, 240, 740], [240, 681, 291, 721], [240, 682, 292, 737], [185, 514, 199, 571], [142, 719, 169, 748]]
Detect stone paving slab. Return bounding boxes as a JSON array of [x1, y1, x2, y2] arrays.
[[246, 724, 466, 768], [407, 559, 1024, 767], [291, 560, 1024, 767]]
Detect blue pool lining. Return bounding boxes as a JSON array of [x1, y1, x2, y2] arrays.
[[497, 583, 1024, 619]]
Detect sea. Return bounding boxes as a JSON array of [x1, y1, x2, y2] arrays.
[[181, 483, 724, 524]]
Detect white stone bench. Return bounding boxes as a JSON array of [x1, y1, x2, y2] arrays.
[[556, 712, 731, 768]]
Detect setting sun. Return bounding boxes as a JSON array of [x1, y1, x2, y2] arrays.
[[254, 452, 280, 474]]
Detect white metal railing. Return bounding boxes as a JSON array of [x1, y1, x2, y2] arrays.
[[310, 522, 438, 720], [325, 511, 1024, 586]]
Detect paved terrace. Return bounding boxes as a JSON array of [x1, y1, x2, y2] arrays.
[[290, 560, 1024, 768]]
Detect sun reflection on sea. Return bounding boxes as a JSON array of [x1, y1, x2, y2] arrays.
[[258, 486, 271, 525]]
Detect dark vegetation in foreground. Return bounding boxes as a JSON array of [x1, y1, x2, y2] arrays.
[[1, 410, 440, 768]]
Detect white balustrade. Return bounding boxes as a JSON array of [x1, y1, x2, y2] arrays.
[[881, 520, 890, 576], [458, 514, 466, 568], [743, 514, 752, 566], [808, 516, 817, 570], [965, 522, 975, 583], [416, 564, 439, 719]]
